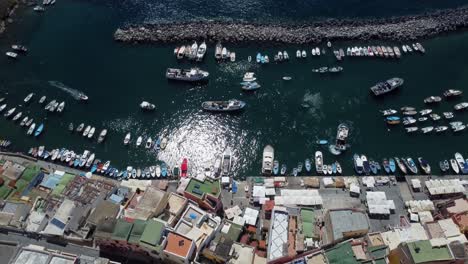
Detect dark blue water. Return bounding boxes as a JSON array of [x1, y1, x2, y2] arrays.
[[0, 0, 468, 177]]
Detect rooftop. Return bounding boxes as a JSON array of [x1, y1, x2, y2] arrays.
[[125, 186, 167, 220], [325, 241, 360, 264], [406, 240, 452, 263], [87, 200, 120, 226], [328, 209, 369, 241], [185, 178, 221, 198], [228, 242, 255, 264], [129, 219, 147, 244], [111, 219, 133, 241], [164, 231, 193, 258], [139, 219, 165, 249], [301, 209, 316, 238], [267, 209, 289, 261]]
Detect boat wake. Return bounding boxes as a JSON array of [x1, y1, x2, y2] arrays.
[[48, 81, 86, 100]]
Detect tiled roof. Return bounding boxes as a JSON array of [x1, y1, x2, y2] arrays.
[[164, 232, 193, 257]]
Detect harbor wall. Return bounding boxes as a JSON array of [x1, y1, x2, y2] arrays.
[[114, 6, 468, 44]]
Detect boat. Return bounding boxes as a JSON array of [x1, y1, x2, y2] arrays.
[[297, 162, 303, 173], [455, 153, 468, 174], [295, 50, 301, 58], [243, 72, 256, 82], [402, 45, 407, 53], [424, 96, 442, 104], [303, 159, 311, 173], [4, 108, 15, 117], [256, 53, 262, 63], [395, 157, 407, 174], [443, 89, 462, 98], [196, 42, 207, 61], [229, 52, 236, 62], [140, 101, 156, 111], [370, 78, 404, 96], [416, 43, 425, 53], [56, 101, 65, 112], [422, 126, 434, 134], [450, 159, 460, 174], [353, 154, 363, 174], [82, 125, 91, 137], [443, 112, 454, 119], [98, 129, 107, 143], [181, 158, 188, 177], [369, 160, 378, 175], [386, 116, 400, 125], [394, 47, 401, 58], [327, 164, 332, 174], [273, 160, 279, 175], [202, 99, 245, 112], [389, 158, 396, 173], [78, 93, 88, 101], [6, 52, 17, 59], [33, 5, 45, 12], [418, 157, 431, 174], [404, 157, 418, 174], [76, 123, 84, 132], [26, 118, 33, 127], [419, 109, 432, 115], [418, 117, 428, 122], [12, 112, 22, 121], [381, 109, 397, 116], [24, 93, 34, 103], [248, 56, 252, 62], [405, 127, 418, 133], [401, 106, 415, 111], [283, 51, 289, 60], [166, 68, 209, 82], [241, 82, 261, 91], [361, 155, 370, 175], [221, 47, 228, 60], [262, 145, 274, 175], [334, 123, 349, 151], [221, 148, 232, 176], [403, 117, 416, 126], [20, 117, 29, 126], [34, 123, 44, 137], [454, 102, 468, 111], [315, 151, 323, 173], [68, 123, 74, 132], [430, 113, 441, 121], [280, 164, 287, 175], [282, 76, 292, 81], [435, 126, 448, 133], [86, 153, 95, 168], [382, 158, 391, 174], [145, 137, 152, 149], [328, 66, 343, 73], [322, 165, 328, 175], [316, 139, 328, 145], [124, 133, 131, 145], [302, 50, 307, 58], [27, 123, 35, 135], [336, 162, 342, 174], [439, 160, 449, 172], [215, 43, 222, 60], [136, 136, 143, 147], [0, 104, 6, 112], [292, 168, 298, 176], [160, 137, 168, 150], [154, 138, 161, 151]]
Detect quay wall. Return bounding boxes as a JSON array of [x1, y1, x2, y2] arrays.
[[114, 6, 468, 44]]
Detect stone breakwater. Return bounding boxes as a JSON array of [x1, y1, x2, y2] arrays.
[[114, 7, 468, 44]]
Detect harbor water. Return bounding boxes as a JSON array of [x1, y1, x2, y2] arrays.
[[1, 0, 468, 178]]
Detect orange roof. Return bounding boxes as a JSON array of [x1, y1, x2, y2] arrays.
[[247, 226, 257, 233], [263, 200, 275, 211], [164, 232, 193, 257], [259, 240, 267, 250]]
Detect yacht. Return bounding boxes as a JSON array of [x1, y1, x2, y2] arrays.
[[261, 145, 274, 175], [202, 99, 245, 112], [243, 72, 256, 82], [454, 102, 468, 111], [370, 77, 404, 96], [334, 123, 349, 151], [315, 151, 323, 173], [443, 89, 462, 98], [353, 154, 363, 174], [196, 42, 207, 61], [166, 68, 209, 82]]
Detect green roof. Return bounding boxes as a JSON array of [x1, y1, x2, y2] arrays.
[[129, 219, 147, 244], [407, 240, 452, 264], [368, 245, 388, 259], [226, 222, 243, 241], [21, 166, 41, 181], [185, 178, 220, 198], [139, 219, 165, 249], [326, 242, 360, 264], [301, 209, 315, 238], [111, 219, 133, 241]]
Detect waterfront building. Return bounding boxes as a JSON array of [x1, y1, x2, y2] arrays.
[[183, 178, 222, 212]]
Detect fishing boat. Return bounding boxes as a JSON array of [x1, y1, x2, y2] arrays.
[[262, 145, 274, 175], [181, 158, 188, 177], [98, 129, 107, 143], [273, 160, 279, 175], [218, 148, 231, 177], [424, 96, 442, 104], [315, 151, 323, 174], [450, 159, 460, 174], [140, 101, 156, 111], [418, 157, 431, 174], [136, 136, 143, 147], [455, 153, 468, 174], [4, 108, 15, 117], [454, 102, 468, 111], [166, 68, 209, 82], [145, 137, 152, 149], [12, 112, 22, 121], [305, 159, 311, 172], [370, 77, 404, 96], [34, 123, 44, 137], [333, 123, 349, 152], [27, 123, 35, 135], [395, 157, 407, 174], [202, 99, 245, 112], [353, 154, 363, 174], [382, 158, 391, 174], [381, 109, 397, 116], [443, 89, 462, 98], [124, 133, 131, 145], [24, 93, 34, 103]]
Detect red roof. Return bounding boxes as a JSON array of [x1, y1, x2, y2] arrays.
[[240, 234, 250, 244], [263, 200, 275, 211]]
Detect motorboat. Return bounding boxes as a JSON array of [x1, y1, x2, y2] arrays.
[[404, 157, 418, 174], [181, 158, 188, 177], [221, 47, 228, 60], [24, 93, 34, 103], [27, 123, 36, 135], [243, 72, 256, 82], [443, 112, 454, 119], [86, 153, 95, 168], [452, 125, 466, 132], [140, 101, 156, 111], [369, 160, 378, 175], [221, 148, 232, 176], [361, 155, 370, 175], [273, 160, 279, 175], [305, 159, 311, 172], [421, 126, 434, 134], [416, 43, 425, 53], [4, 107, 15, 117], [403, 110, 417, 116], [405, 127, 418, 133], [381, 109, 397, 116], [154, 138, 161, 151], [301, 50, 306, 58], [57, 101, 65, 112], [424, 96, 442, 104], [241, 82, 261, 91], [336, 162, 342, 174], [161, 163, 168, 177], [382, 158, 391, 174], [33, 5, 45, 12], [145, 137, 152, 149], [68, 123, 74, 132], [0, 104, 6, 112], [395, 157, 407, 174], [280, 164, 287, 175], [455, 153, 468, 174], [124, 133, 131, 145], [6, 52, 17, 58], [296, 50, 301, 58], [435, 126, 448, 133], [443, 89, 462, 98], [261, 145, 274, 175], [429, 113, 441, 121], [297, 162, 303, 174], [214, 43, 222, 60], [98, 129, 107, 143], [322, 165, 328, 175], [389, 158, 396, 173], [166, 68, 209, 82], [12, 112, 22, 121], [34, 123, 44, 137], [155, 166, 161, 177], [26, 118, 33, 127], [386, 116, 400, 125], [418, 157, 431, 174], [334, 123, 349, 151], [401, 106, 415, 111], [20, 117, 29, 126], [454, 102, 468, 111], [283, 51, 289, 60], [82, 125, 91, 137], [439, 160, 449, 172], [78, 93, 88, 101], [196, 41, 207, 61], [136, 136, 143, 147], [403, 117, 416, 126], [450, 159, 460, 174], [419, 109, 432, 115], [230, 52, 236, 62], [316, 139, 328, 145], [160, 137, 168, 150], [202, 99, 245, 112], [418, 117, 428, 122], [315, 151, 323, 173], [353, 154, 363, 174], [370, 77, 404, 96], [76, 123, 84, 132]]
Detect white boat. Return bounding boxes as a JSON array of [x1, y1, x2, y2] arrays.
[[221, 47, 228, 59], [419, 109, 432, 116], [230, 52, 236, 62], [454, 102, 468, 111], [12, 112, 22, 121], [311, 48, 316, 56], [177, 46, 185, 59], [39, 96, 46, 104], [145, 137, 152, 149], [4, 108, 15, 117], [86, 153, 95, 168], [283, 51, 289, 60], [422, 126, 434, 134], [140, 101, 155, 110], [196, 41, 207, 61], [450, 159, 460, 174], [0, 104, 6, 112], [160, 137, 168, 150], [315, 151, 323, 173], [190, 42, 198, 59], [261, 145, 274, 175], [155, 165, 161, 177], [98, 129, 107, 143], [27, 123, 36, 135], [24, 93, 34, 103], [33, 5, 45, 12], [57, 101, 65, 112], [87, 127, 95, 138], [405, 127, 418, 133], [296, 50, 301, 58], [6, 52, 17, 58], [301, 50, 307, 58], [315, 47, 320, 56], [20, 116, 29, 126], [82, 125, 91, 137], [136, 136, 143, 147], [243, 72, 256, 82], [455, 153, 466, 172], [124, 133, 131, 145]]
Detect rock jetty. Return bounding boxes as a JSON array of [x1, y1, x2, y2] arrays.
[[115, 7, 468, 44]]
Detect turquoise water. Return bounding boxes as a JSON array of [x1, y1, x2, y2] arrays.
[[1, 0, 468, 177]]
